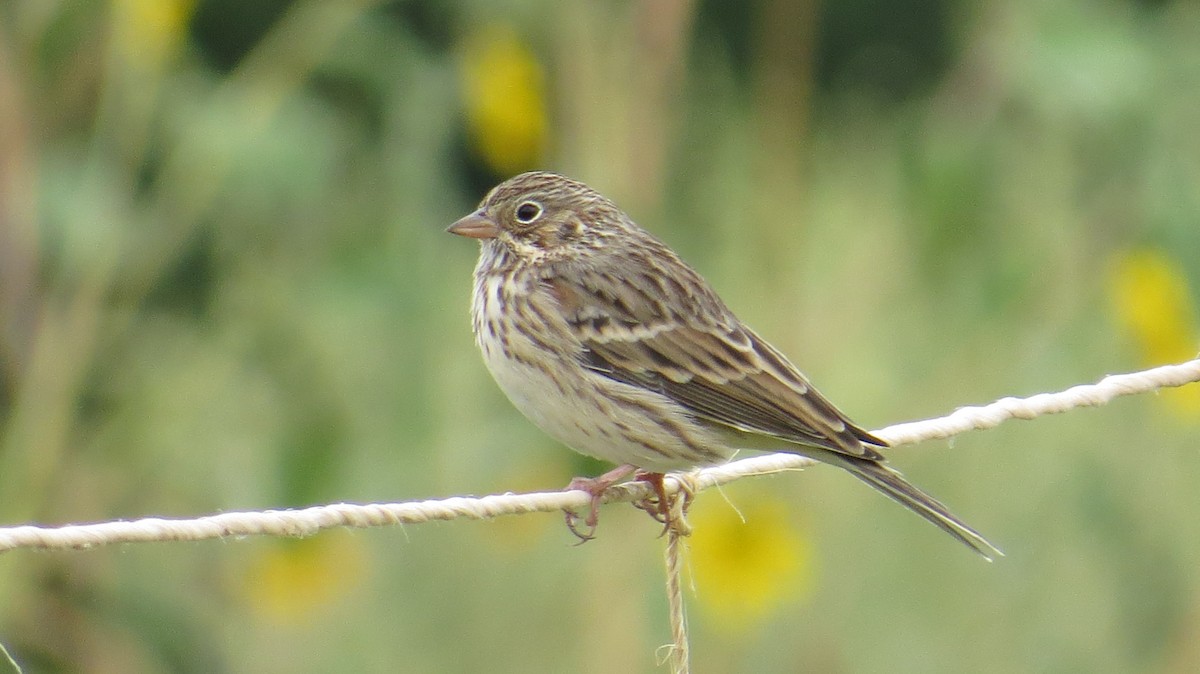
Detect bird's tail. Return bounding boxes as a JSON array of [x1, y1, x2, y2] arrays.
[[832, 454, 1002, 560]]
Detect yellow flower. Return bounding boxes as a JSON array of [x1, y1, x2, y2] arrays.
[[111, 0, 196, 71], [688, 488, 813, 633], [458, 24, 547, 175], [1109, 248, 1200, 416], [243, 533, 368, 625]]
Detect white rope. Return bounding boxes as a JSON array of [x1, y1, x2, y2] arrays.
[[664, 522, 690, 674], [657, 473, 696, 674], [0, 358, 1196, 554]]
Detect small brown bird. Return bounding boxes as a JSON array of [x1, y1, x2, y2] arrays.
[[449, 171, 998, 558]]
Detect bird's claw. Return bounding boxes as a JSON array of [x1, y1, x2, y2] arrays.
[[561, 467, 695, 541], [632, 471, 670, 528], [561, 465, 636, 543], [633, 471, 695, 538], [563, 507, 598, 543]]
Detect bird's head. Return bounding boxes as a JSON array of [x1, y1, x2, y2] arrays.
[[447, 171, 624, 264]]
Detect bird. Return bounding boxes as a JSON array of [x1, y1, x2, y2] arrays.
[[447, 170, 999, 558]]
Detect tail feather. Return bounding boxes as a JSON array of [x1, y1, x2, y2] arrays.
[[835, 455, 1002, 560]]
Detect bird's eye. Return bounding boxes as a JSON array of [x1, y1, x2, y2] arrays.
[[515, 201, 542, 224]]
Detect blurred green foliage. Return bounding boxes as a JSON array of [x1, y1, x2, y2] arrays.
[[0, 0, 1198, 672]]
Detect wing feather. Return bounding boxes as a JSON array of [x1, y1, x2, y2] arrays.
[[545, 265, 885, 460]]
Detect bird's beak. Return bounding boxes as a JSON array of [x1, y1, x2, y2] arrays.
[[446, 211, 500, 240]]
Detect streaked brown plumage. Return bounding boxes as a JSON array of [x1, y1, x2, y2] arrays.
[[448, 171, 999, 558]]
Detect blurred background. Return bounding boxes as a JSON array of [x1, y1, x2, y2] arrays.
[[0, 0, 1198, 672]]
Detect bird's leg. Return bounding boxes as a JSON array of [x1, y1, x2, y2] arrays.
[[633, 471, 670, 525], [563, 463, 637, 542], [634, 471, 696, 537]]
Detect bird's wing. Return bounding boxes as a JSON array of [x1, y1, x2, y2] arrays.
[[543, 265, 885, 460]]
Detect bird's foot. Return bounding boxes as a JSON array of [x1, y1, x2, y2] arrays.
[[633, 471, 696, 538], [562, 464, 637, 543]]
